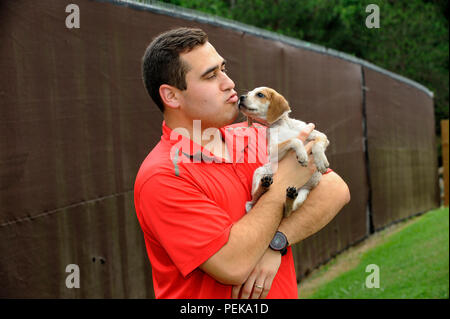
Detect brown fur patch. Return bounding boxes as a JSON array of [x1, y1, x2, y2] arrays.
[[311, 135, 329, 148], [265, 88, 290, 124]]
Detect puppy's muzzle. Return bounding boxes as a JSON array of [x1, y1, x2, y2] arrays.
[[238, 95, 246, 109], [238, 95, 256, 111]]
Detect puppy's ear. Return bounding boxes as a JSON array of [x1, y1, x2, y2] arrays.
[[266, 91, 290, 124]]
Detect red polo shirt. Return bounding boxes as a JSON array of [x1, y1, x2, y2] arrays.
[[134, 121, 298, 299]]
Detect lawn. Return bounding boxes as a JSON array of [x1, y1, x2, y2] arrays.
[[301, 207, 449, 299]]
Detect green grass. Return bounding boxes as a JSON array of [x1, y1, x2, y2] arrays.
[[307, 207, 449, 299]]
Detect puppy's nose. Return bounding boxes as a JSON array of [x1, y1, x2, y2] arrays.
[[239, 95, 246, 102]]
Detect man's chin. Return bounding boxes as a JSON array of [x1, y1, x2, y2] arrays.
[[221, 108, 240, 126], [229, 109, 239, 123], [202, 107, 239, 128]]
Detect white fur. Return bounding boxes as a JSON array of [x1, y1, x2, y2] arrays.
[[240, 87, 330, 215]]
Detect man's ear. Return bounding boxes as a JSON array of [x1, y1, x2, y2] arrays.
[[159, 84, 181, 109], [266, 91, 290, 124]]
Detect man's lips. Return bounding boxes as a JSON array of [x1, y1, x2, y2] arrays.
[[227, 93, 238, 103]]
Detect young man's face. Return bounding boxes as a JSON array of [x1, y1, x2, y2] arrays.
[[178, 41, 239, 128]]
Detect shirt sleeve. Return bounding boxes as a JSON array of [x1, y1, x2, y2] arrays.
[[138, 172, 233, 278]]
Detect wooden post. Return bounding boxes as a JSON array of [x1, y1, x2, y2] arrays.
[[442, 120, 449, 207]]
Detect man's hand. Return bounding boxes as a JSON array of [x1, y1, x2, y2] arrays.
[[271, 123, 317, 191], [231, 248, 281, 299]]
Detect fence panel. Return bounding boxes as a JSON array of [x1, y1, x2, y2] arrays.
[[363, 67, 439, 230]]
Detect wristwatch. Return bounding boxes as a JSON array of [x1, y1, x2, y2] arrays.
[[269, 231, 289, 256]]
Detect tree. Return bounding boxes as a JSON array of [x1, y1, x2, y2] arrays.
[[161, 0, 448, 160]]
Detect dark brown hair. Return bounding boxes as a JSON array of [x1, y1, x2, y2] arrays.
[[142, 27, 208, 112]]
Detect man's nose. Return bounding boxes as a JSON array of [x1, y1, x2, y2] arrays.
[[221, 72, 235, 91]]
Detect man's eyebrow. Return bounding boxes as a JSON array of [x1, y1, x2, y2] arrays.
[[200, 60, 226, 78]]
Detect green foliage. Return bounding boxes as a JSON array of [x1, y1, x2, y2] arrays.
[[160, 0, 449, 142], [307, 208, 449, 298]]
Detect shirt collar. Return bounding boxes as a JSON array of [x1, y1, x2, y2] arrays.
[[161, 121, 232, 163]]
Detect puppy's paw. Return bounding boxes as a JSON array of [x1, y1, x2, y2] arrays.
[[298, 159, 308, 167], [261, 175, 273, 188], [296, 152, 308, 167], [315, 156, 329, 174], [286, 186, 298, 199]]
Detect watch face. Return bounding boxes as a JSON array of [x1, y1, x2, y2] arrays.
[[271, 232, 287, 250]]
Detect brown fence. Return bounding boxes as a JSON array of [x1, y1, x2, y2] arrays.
[[0, 0, 439, 298]]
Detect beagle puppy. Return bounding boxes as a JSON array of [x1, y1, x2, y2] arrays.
[[238, 87, 330, 217]]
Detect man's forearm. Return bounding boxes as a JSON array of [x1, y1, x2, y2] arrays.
[[278, 171, 350, 245], [200, 184, 286, 285], [226, 188, 285, 274]]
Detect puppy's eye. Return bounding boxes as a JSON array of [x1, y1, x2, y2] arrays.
[[256, 92, 265, 98]]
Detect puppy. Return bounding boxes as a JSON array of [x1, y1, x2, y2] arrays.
[[238, 87, 330, 217]]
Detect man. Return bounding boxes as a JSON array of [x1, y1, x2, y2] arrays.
[[134, 27, 350, 299]]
